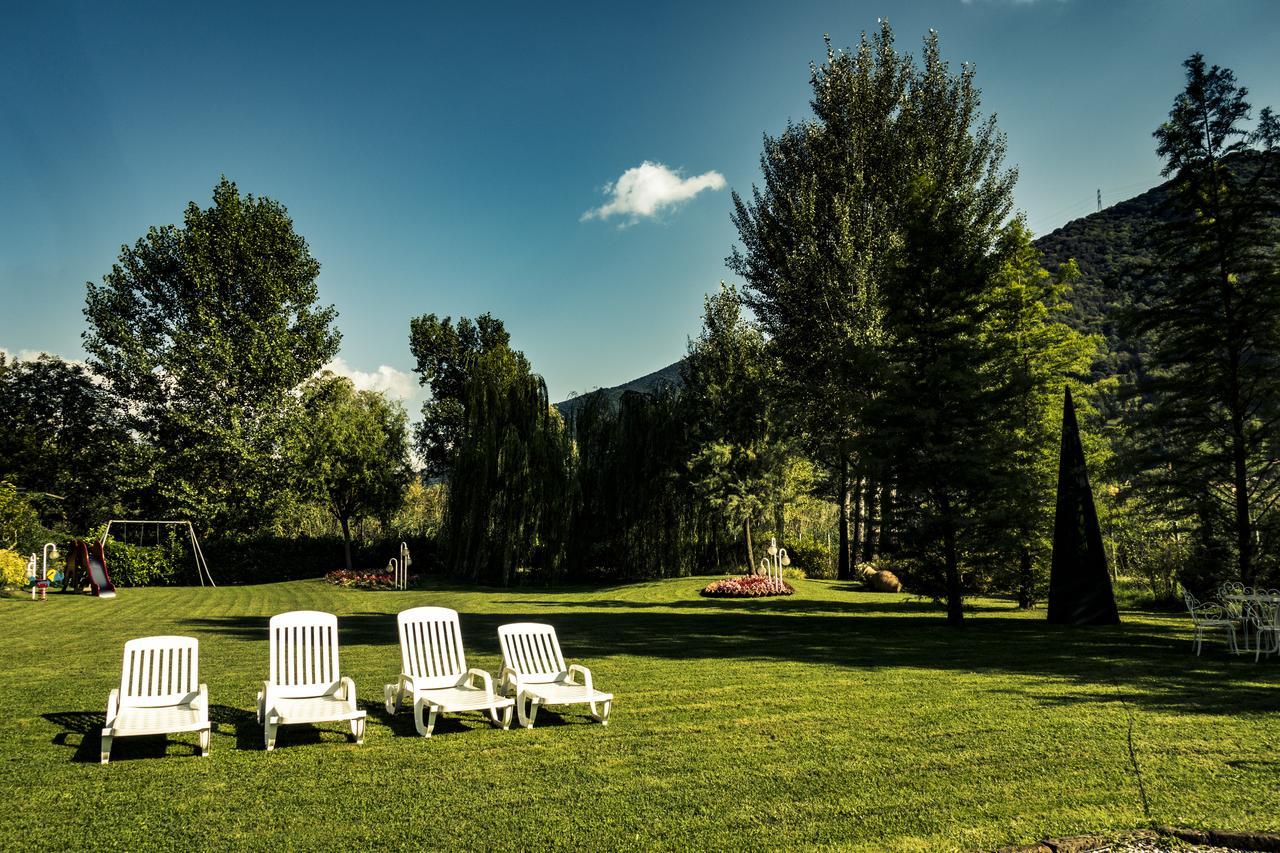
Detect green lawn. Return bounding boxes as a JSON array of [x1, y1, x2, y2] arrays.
[[1, 577, 1277, 850]]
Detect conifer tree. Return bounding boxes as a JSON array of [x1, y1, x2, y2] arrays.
[[1128, 54, 1280, 584]]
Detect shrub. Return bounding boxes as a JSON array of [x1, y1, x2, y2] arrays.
[[781, 566, 806, 581], [786, 541, 835, 579], [103, 535, 187, 587], [701, 575, 795, 597], [0, 548, 29, 589], [202, 534, 440, 585]]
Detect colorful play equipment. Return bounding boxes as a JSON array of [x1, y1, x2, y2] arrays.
[[62, 539, 116, 598], [98, 519, 216, 587]]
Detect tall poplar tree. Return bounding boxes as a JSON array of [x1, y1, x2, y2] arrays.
[[730, 22, 905, 580]]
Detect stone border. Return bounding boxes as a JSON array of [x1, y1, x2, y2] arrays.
[[994, 826, 1280, 852]]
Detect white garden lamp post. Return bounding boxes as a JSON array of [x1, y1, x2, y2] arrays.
[[760, 537, 789, 582]]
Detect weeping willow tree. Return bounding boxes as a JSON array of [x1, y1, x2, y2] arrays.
[[569, 388, 714, 580], [443, 350, 575, 586]]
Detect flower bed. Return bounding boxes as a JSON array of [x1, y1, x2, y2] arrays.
[[324, 569, 404, 590], [701, 575, 795, 598]]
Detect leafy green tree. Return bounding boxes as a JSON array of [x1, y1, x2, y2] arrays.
[[409, 313, 526, 478], [297, 374, 413, 570], [0, 355, 137, 533], [443, 345, 574, 586], [730, 23, 904, 580], [1127, 54, 1280, 584], [83, 177, 340, 534], [568, 387, 706, 580], [683, 284, 792, 571]]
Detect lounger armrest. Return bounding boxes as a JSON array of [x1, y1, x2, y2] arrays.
[[465, 668, 496, 696], [194, 683, 209, 710], [499, 666, 522, 695], [567, 664, 594, 694], [259, 681, 274, 715], [105, 689, 120, 727], [340, 676, 358, 710]]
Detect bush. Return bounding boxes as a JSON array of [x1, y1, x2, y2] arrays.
[[201, 534, 441, 585], [781, 566, 806, 581], [0, 548, 29, 589], [103, 535, 188, 587], [701, 576, 795, 597], [785, 541, 834, 579]]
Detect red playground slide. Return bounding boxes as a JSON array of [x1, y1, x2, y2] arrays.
[[72, 540, 117, 599]]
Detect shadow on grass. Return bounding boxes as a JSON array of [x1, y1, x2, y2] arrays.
[[43, 710, 207, 764], [179, 597, 1280, 718]]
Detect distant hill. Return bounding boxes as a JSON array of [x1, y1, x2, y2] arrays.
[[1036, 149, 1277, 385], [555, 360, 684, 416], [558, 150, 1277, 410]]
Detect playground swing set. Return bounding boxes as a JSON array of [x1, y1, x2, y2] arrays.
[[29, 519, 216, 600]]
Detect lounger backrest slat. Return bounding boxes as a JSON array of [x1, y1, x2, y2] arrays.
[[120, 636, 200, 708], [498, 623, 567, 684], [397, 606, 467, 689], [269, 611, 342, 698]]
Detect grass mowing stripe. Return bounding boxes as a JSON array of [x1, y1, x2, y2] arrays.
[[1, 577, 1277, 851]]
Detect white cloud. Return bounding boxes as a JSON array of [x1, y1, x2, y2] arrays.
[[321, 357, 416, 401], [581, 161, 726, 224], [0, 346, 87, 367]]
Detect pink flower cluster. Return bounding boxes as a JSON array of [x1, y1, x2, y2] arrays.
[[701, 575, 795, 598], [324, 569, 402, 590]]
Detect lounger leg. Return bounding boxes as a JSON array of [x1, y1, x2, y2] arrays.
[[100, 731, 112, 765], [385, 683, 399, 715], [514, 693, 539, 728], [491, 704, 513, 730], [352, 716, 366, 745], [591, 700, 611, 725], [199, 727, 210, 756], [264, 718, 278, 751], [412, 696, 439, 738]]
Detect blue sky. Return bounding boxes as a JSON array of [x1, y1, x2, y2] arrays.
[[2, 0, 1278, 409]]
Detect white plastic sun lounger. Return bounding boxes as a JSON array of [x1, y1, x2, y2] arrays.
[[498, 622, 612, 728], [256, 610, 366, 750], [101, 635, 209, 764], [384, 606, 514, 737]]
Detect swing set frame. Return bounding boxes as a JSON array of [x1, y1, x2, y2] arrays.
[[98, 519, 217, 587]]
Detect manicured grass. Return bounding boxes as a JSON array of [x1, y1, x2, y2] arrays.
[[1, 577, 1277, 850]]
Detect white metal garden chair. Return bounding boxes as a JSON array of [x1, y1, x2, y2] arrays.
[[1183, 592, 1239, 656], [101, 635, 209, 764], [384, 606, 514, 737], [1246, 598, 1279, 663], [256, 611, 366, 751], [498, 622, 612, 728]]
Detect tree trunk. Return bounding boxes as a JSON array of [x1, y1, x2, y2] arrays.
[[862, 476, 880, 564], [1228, 383, 1253, 583], [745, 516, 756, 576], [340, 515, 353, 571], [940, 492, 963, 625], [850, 472, 864, 573], [837, 458, 852, 580], [879, 477, 894, 556], [1017, 544, 1033, 609]]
